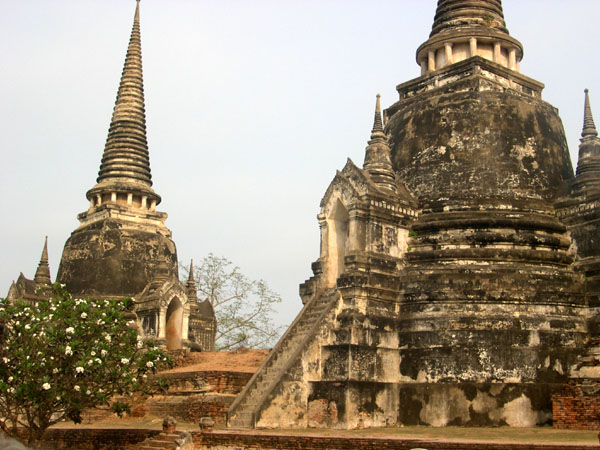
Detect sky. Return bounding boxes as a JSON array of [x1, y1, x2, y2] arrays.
[[1, 0, 599, 329]]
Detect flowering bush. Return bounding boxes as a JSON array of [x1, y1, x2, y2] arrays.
[[0, 283, 173, 445]]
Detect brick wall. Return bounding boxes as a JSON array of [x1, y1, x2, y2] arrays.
[[194, 431, 597, 450], [201, 371, 253, 393], [553, 394, 600, 430], [147, 394, 234, 425], [18, 428, 159, 450], [161, 370, 253, 394]]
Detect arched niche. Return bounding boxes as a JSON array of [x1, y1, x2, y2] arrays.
[[326, 199, 350, 287], [165, 296, 184, 350]]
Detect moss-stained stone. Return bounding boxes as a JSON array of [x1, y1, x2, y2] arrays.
[[229, 2, 598, 430]]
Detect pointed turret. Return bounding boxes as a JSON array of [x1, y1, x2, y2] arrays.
[[582, 89, 598, 140], [363, 94, 396, 193], [34, 236, 52, 287], [416, 0, 523, 75], [186, 259, 198, 301], [575, 89, 600, 191], [86, 0, 160, 210]]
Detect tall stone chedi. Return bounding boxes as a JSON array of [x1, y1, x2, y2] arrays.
[[56, 1, 216, 351], [229, 0, 591, 428]]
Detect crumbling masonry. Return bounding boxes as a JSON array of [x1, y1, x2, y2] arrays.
[[228, 0, 600, 428]]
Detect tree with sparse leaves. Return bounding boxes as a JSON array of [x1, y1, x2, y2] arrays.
[[0, 283, 173, 447], [186, 254, 285, 351]]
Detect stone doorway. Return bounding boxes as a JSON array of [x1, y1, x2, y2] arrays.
[[165, 297, 183, 350], [327, 199, 349, 286]]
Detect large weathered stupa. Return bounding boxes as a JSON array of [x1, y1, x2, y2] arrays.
[[8, 1, 216, 353], [228, 0, 599, 428]]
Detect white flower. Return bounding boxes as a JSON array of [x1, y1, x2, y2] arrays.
[[74, 385, 80, 392], [2, 357, 8, 364], [142, 374, 147, 379], [60, 283, 66, 288], [80, 312, 87, 319], [132, 378, 137, 383], [86, 390, 91, 395], [7, 376, 13, 383], [65, 346, 73, 356], [56, 396, 61, 400], [66, 327, 75, 334], [42, 383, 51, 390], [24, 324, 31, 330], [95, 358, 102, 364], [146, 361, 153, 368], [121, 358, 129, 365], [52, 368, 59, 374], [96, 319, 103, 325], [98, 388, 104, 393], [101, 349, 108, 357], [76, 366, 84, 374], [137, 341, 143, 349], [8, 387, 15, 394], [87, 359, 93, 366], [90, 351, 96, 356], [104, 335, 111, 342]]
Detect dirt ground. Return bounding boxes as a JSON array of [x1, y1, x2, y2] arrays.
[[162, 348, 268, 374]]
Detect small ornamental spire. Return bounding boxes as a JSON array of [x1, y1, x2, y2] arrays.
[[34, 236, 52, 286], [582, 89, 598, 140], [371, 94, 384, 136], [363, 94, 396, 193], [186, 259, 198, 301], [575, 89, 600, 191]]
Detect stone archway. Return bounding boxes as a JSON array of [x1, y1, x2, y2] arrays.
[[326, 199, 349, 286], [165, 297, 183, 350]]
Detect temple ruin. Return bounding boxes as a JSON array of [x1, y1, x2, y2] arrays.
[[7, 1, 216, 352], [228, 0, 600, 428]]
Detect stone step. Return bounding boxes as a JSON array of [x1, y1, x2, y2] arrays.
[[143, 440, 178, 449], [228, 291, 338, 427]]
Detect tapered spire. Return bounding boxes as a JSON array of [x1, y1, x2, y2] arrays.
[[186, 259, 198, 301], [582, 89, 598, 139], [98, 0, 150, 185], [575, 89, 600, 191], [86, 0, 160, 208], [34, 236, 52, 286], [363, 95, 396, 193]]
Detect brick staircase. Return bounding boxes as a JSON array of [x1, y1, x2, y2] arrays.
[[227, 288, 339, 428]]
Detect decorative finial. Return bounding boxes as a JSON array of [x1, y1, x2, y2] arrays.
[[364, 94, 396, 192], [582, 89, 598, 139], [186, 259, 198, 301], [188, 259, 195, 283], [370, 94, 385, 142], [34, 236, 52, 286]]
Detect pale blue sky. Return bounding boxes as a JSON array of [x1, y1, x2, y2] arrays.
[[1, 0, 599, 327]]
